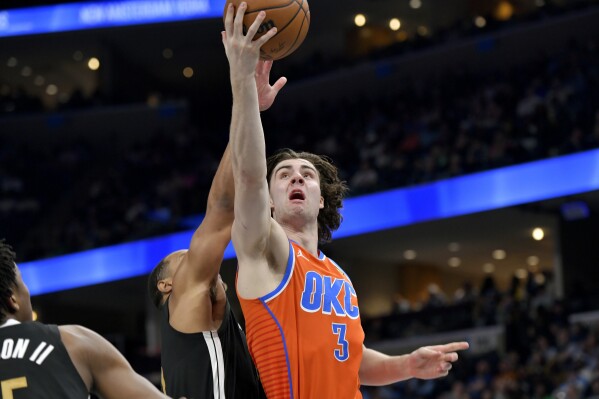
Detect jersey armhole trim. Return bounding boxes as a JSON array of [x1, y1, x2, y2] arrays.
[[260, 241, 295, 303]]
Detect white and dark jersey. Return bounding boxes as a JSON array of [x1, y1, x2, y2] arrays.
[[0, 320, 88, 398], [160, 297, 265, 399]]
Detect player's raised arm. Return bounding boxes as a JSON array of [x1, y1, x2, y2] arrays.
[[177, 42, 285, 290], [222, 3, 286, 294], [175, 144, 234, 290]]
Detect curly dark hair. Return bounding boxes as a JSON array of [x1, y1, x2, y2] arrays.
[[0, 239, 17, 324], [147, 257, 169, 309], [266, 148, 349, 244]]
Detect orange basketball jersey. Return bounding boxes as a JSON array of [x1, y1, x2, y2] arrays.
[[237, 241, 364, 399]]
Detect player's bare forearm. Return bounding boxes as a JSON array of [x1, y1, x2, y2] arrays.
[[360, 342, 469, 385], [230, 76, 267, 183], [223, 2, 276, 248], [206, 143, 234, 215], [359, 347, 412, 386]]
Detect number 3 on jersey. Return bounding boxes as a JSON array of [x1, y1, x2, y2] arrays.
[[1, 377, 28, 399], [331, 323, 349, 361]]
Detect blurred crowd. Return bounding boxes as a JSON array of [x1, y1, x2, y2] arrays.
[[2, 33, 598, 261], [362, 271, 599, 399]]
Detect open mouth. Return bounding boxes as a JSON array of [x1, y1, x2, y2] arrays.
[[289, 190, 305, 201]]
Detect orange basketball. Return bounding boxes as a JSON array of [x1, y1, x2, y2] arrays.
[[224, 0, 310, 60]]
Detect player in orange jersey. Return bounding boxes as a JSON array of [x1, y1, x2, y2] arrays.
[[222, 3, 469, 399]]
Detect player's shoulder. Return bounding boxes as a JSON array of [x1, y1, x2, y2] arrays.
[[58, 324, 102, 349], [58, 324, 92, 336]]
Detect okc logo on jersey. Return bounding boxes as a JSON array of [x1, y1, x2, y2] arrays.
[[300, 271, 359, 319]]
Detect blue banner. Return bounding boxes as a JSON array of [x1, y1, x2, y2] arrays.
[[20, 149, 599, 295], [0, 0, 226, 38]]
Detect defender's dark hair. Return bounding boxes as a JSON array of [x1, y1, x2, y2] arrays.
[[147, 258, 169, 309], [266, 148, 349, 244], [0, 239, 17, 324]]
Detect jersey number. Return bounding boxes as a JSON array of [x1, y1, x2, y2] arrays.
[[332, 323, 349, 361], [1, 377, 28, 399]]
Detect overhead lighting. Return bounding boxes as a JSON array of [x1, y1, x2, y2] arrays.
[[494, 0, 514, 21], [492, 249, 506, 260], [532, 228, 544, 241], [389, 18, 401, 31], [88, 57, 100, 70], [32, 310, 38, 321], [45, 84, 58, 95], [403, 249, 417, 260], [534, 273, 546, 285], [409, 0, 422, 9], [527, 256, 540, 266], [7, 57, 17, 67], [34, 75, 45, 86], [535, 0, 545, 6], [73, 51, 83, 61], [354, 14, 366, 27], [474, 16, 487, 28], [483, 263, 495, 273], [183, 67, 194, 78], [448, 257, 461, 267]]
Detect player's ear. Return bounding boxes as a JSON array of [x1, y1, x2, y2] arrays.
[[8, 292, 19, 313], [319, 196, 324, 209], [157, 278, 173, 294]]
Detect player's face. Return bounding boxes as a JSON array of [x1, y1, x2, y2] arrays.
[[13, 264, 33, 322], [269, 158, 324, 222]]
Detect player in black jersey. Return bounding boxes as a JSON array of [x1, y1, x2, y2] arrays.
[[0, 239, 182, 399], [147, 56, 286, 398]]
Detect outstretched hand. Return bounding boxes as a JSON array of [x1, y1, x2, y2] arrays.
[[407, 341, 469, 379], [256, 60, 287, 111], [222, 2, 278, 80]]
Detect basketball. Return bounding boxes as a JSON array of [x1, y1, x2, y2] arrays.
[[224, 0, 310, 60]]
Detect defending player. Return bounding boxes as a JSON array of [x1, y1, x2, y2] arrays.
[[147, 50, 286, 397]]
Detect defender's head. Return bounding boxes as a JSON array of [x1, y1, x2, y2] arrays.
[[147, 249, 187, 308]]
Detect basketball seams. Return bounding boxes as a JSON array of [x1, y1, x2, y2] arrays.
[[275, 0, 309, 59], [276, 9, 308, 59], [230, 0, 309, 60], [243, 0, 295, 14], [250, 1, 301, 37]]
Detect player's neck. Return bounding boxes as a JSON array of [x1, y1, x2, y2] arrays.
[[283, 227, 318, 256]]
